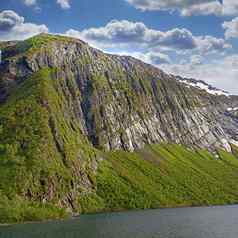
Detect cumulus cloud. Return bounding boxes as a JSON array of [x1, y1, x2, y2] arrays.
[[125, 0, 238, 16], [0, 10, 24, 32], [145, 52, 171, 64], [159, 28, 196, 49], [66, 20, 230, 55], [117, 51, 171, 65], [223, 17, 238, 39], [126, 0, 216, 11], [160, 54, 238, 94], [57, 0, 71, 9], [0, 10, 48, 41], [23, 0, 71, 10], [190, 55, 203, 65], [196, 36, 231, 53], [23, 0, 37, 6], [181, 1, 222, 16]]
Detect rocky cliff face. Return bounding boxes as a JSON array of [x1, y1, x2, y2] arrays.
[[1, 33, 237, 153]]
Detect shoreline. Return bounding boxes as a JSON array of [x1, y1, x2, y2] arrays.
[[1, 203, 238, 227]]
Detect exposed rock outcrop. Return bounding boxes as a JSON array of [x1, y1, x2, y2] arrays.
[[0, 33, 237, 153]]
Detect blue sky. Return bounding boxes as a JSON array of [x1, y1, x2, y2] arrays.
[[0, 0, 238, 94], [0, 0, 227, 35]]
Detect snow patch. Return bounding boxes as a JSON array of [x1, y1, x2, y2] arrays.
[[221, 138, 232, 152], [177, 78, 230, 96], [227, 107, 238, 112], [230, 139, 238, 147]]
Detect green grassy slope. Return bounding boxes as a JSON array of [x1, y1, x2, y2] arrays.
[[0, 68, 98, 223], [81, 144, 238, 213]]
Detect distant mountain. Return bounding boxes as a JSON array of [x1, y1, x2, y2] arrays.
[[0, 33, 238, 223]]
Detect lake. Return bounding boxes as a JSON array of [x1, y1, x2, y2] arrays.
[[1, 205, 238, 238]]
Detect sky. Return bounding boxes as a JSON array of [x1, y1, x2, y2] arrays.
[[0, 0, 238, 94]]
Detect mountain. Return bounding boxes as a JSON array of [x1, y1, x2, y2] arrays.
[[0, 33, 238, 223]]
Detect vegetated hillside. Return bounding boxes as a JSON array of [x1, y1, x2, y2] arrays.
[[0, 34, 237, 223], [95, 144, 238, 213]]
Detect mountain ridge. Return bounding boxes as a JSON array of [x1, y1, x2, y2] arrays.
[[0, 33, 238, 223], [0, 33, 237, 152]]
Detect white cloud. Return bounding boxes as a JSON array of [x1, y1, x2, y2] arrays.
[[65, 20, 230, 54], [196, 35, 231, 53], [23, 0, 37, 6], [190, 55, 203, 65], [125, 0, 238, 16], [57, 0, 71, 9], [160, 54, 238, 94], [222, 0, 238, 16], [126, 0, 217, 11], [23, 0, 72, 10], [223, 17, 238, 39], [0, 10, 24, 31], [115, 51, 171, 65], [0, 10, 48, 41], [181, 1, 222, 16], [145, 52, 171, 64]]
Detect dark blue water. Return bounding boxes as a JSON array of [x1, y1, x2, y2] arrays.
[[1, 205, 238, 238]]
